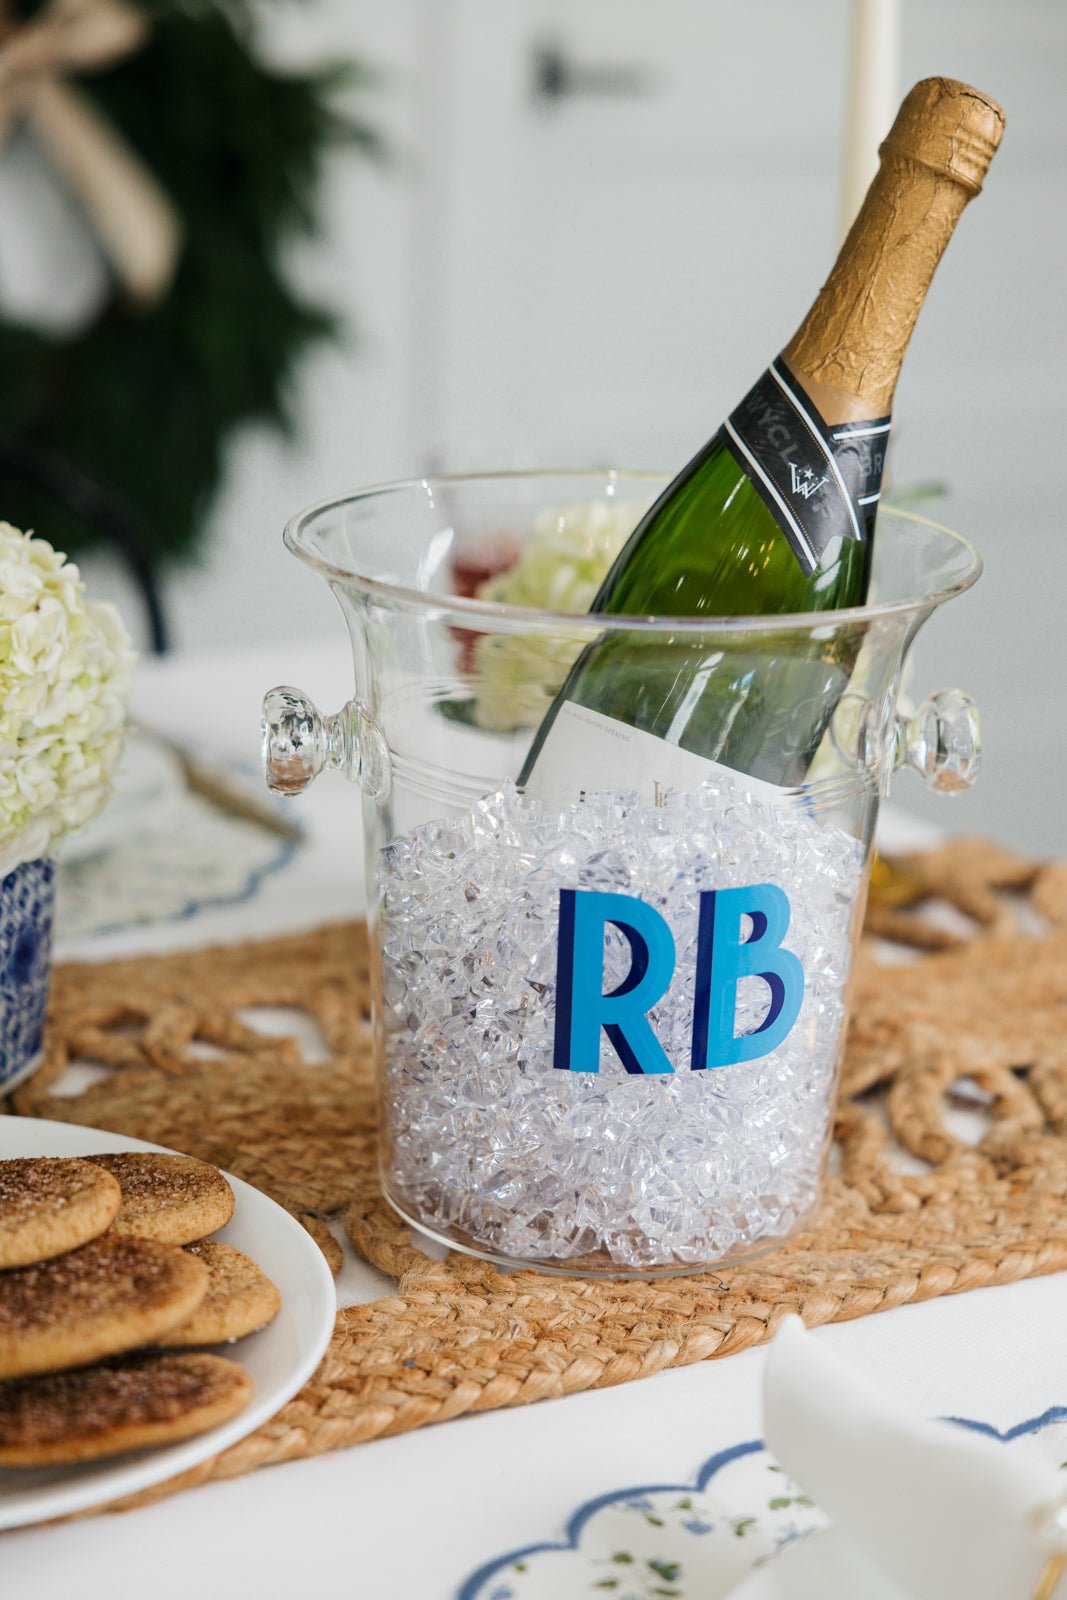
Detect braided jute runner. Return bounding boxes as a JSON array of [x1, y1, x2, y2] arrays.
[[7, 835, 1067, 1513]]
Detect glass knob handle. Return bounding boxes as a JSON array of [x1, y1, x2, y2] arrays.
[[261, 686, 390, 800], [896, 688, 982, 793]]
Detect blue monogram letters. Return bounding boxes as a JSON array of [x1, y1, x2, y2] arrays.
[[552, 885, 804, 1075]]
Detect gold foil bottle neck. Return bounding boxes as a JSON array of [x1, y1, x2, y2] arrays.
[[782, 77, 1005, 417], [879, 77, 1005, 194]]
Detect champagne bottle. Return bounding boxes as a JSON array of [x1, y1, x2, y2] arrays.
[[520, 79, 1004, 799]]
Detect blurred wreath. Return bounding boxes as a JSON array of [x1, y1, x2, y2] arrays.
[[0, 0, 379, 579]]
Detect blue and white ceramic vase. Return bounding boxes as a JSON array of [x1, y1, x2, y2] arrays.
[[0, 857, 56, 1095]]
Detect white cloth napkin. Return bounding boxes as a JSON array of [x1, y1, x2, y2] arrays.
[[729, 1316, 1065, 1600]]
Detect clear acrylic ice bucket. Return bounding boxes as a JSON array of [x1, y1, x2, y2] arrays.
[[263, 472, 982, 1277]]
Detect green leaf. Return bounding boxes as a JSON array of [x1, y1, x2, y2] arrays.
[[885, 480, 949, 509], [644, 1514, 665, 1527], [610, 1553, 634, 1564], [768, 1496, 793, 1510], [648, 1558, 681, 1579], [436, 697, 482, 727]]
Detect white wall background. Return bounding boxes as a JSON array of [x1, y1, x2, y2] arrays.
[[82, 0, 1067, 852]]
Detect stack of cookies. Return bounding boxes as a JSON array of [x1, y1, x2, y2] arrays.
[[0, 1152, 280, 1466]]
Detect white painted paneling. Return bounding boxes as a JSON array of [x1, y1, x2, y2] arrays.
[[886, 0, 1067, 849], [418, 0, 850, 470]]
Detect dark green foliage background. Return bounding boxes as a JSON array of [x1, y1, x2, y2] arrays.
[[0, 0, 379, 560]]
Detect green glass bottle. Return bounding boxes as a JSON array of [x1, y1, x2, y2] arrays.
[[520, 78, 1004, 796]]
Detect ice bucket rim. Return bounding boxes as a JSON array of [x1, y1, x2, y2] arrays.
[[282, 468, 982, 635]]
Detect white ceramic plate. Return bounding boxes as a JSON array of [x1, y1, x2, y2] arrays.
[[0, 1117, 337, 1530]]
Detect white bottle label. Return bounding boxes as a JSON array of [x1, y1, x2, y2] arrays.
[[521, 701, 786, 810]]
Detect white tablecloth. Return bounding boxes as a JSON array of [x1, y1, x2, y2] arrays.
[[6, 641, 1059, 1600]]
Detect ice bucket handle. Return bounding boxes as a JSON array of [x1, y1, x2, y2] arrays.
[[834, 686, 981, 794], [894, 687, 982, 793], [261, 686, 391, 800]]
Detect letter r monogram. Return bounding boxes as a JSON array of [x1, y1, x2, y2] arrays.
[[553, 889, 675, 1074]]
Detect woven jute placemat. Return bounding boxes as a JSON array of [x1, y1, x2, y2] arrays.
[[7, 836, 1067, 1512]]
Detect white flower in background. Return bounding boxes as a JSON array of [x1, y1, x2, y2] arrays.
[[0, 522, 135, 878], [471, 499, 644, 731]]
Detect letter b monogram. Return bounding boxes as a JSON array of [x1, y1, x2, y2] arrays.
[[689, 884, 804, 1070]]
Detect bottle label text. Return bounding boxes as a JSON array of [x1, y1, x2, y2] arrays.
[[724, 357, 889, 574]]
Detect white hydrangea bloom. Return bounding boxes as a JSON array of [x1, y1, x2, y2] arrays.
[[471, 500, 644, 732], [0, 523, 135, 877]]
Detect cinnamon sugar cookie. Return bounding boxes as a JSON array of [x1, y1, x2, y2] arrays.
[[0, 1157, 121, 1269], [162, 1241, 280, 1346], [86, 1153, 234, 1245], [0, 1234, 209, 1379], [0, 1352, 253, 1465]]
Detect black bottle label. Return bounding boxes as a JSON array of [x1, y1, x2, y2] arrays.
[[723, 357, 890, 577]]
